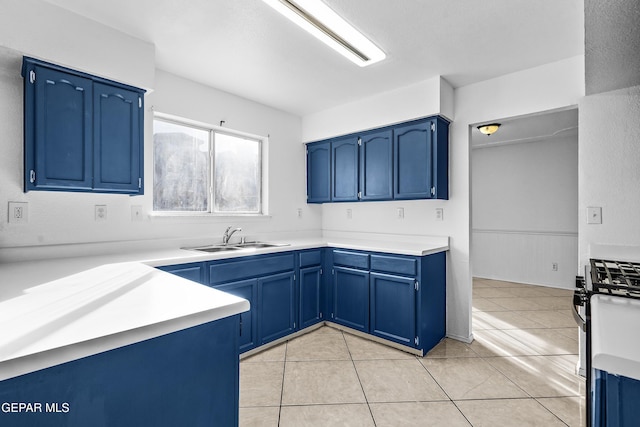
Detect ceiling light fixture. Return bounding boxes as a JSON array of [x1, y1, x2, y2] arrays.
[[477, 123, 501, 136], [261, 0, 386, 67]]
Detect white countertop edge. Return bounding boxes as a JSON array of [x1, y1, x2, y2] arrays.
[[325, 241, 449, 256], [592, 355, 640, 382], [0, 299, 248, 382]]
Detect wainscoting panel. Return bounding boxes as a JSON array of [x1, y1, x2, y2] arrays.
[[472, 229, 578, 289]]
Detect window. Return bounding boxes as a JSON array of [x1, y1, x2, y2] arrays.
[[153, 117, 263, 214]]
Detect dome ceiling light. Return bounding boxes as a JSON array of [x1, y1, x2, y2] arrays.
[[477, 123, 501, 136]]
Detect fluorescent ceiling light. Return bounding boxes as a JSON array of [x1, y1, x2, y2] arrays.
[[262, 0, 386, 67]]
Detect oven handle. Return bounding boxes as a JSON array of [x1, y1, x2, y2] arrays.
[[571, 300, 586, 332]]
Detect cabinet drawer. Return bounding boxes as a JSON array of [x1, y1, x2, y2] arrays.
[[333, 250, 369, 270], [208, 253, 295, 285], [370, 254, 417, 276], [299, 249, 322, 268]]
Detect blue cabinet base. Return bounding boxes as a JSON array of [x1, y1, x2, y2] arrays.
[[593, 369, 640, 427], [0, 316, 239, 427]]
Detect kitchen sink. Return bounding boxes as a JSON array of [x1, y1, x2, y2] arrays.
[[231, 242, 290, 249], [183, 245, 241, 253], [183, 242, 290, 252]]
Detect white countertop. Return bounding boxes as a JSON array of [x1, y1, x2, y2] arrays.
[[0, 236, 448, 381], [0, 262, 249, 381]]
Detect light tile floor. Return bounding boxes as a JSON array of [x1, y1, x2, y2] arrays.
[[239, 278, 586, 426]]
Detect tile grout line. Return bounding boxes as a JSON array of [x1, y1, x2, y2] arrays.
[[416, 354, 475, 426], [277, 341, 288, 427], [341, 330, 378, 426]]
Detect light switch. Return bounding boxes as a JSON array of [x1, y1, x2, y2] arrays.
[[587, 207, 602, 224]]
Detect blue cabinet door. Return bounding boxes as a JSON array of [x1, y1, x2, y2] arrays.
[[259, 271, 296, 345], [332, 266, 369, 332], [394, 120, 433, 199], [307, 141, 331, 203], [359, 129, 393, 201], [300, 266, 322, 329], [158, 262, 205, 284], [216, 279, 258, 353], [26, 65, 93, 191], [370, 272, 416, 347], [93, 82, 143, 194], [332, 136, 359, 201]]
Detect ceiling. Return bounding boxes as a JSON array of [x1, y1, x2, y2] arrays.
[[41, 0, 584, 117], [470, 108, 578, 148]]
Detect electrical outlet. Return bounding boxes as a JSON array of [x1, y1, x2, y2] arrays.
[[95, 205, 107, 222], [346, 209, 352, 219], [552, 262, 558, 271], [396, 207, 404, 219], [297, 208, 303, 219], [131, 205, 143, 221], [8, 202, 28, 224], [435, 208, 443, 221]]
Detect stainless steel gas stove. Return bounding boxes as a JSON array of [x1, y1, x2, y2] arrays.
[[574, 259, 640, 427]]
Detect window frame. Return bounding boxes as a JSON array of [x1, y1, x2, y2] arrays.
[[152, 113, 268, 217]]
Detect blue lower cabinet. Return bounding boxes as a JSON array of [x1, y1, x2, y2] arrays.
[[369, 272, 416, 347], [593, 370, 640, 426], [259, 272, 296, 344], [332, 266, 369, 332], [215, 279, 258, 352], [158, 262, 205, 284], [0, 316, 240, 427], [300, 266, 323, 329]]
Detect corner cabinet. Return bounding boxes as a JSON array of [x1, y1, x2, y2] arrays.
[[305, 116, 449, 203], [158, 246, 446, 356], [22, 57, 145, 195]]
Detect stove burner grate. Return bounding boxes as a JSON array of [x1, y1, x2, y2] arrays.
[[590, 259, 640, 298]]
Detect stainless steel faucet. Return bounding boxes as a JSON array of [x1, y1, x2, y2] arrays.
[[222, 226, 242, 245]]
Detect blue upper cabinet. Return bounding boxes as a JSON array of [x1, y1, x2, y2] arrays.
[[331, 135, 359, 202], [306, 116, 449, 204], [394, 117, 449, 200], [93, 83, 143, 193], [25, 65, 93, 191], [306, 141, 331, 203], [359, 129, 393, 201], [22, 57, 145, 195]]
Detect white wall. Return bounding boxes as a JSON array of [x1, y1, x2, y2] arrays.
[[0, 10, 319, 261], [302, 76, 452, 142], [0, 0, 154, 90], [472, 134, 578, 288], [578, 85, 640, 266], [585, 0, 640, 95]]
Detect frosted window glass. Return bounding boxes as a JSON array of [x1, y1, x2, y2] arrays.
[[153, 120, 209, 211], [152, 118, 263, 214], [214, 133, 261, 213]]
